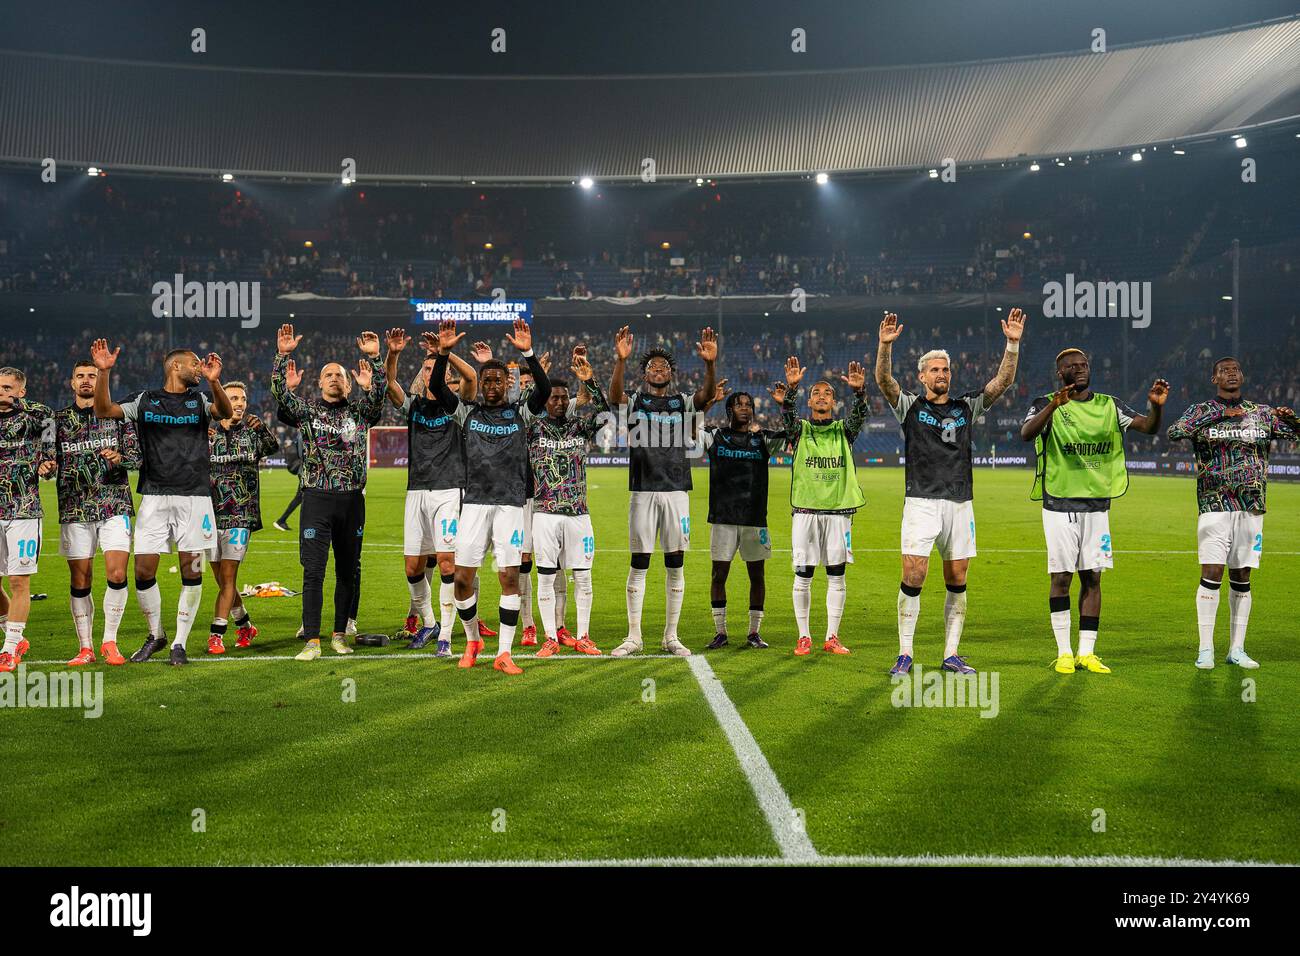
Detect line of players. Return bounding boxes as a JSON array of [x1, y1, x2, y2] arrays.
[[0, 310, 1293, 674]]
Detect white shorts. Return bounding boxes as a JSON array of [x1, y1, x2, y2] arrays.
[[710, 524, 772, 562], [134, 495, 218, 556], [212, 527, 252, 563], [0, 518, 42, 576], [455, 503, 526, 569], [532, 512, 596, 569], [59, 515, 133, 560], [629, 490, 691, 553], [901, 497, 977, 561], [791, 513, 854, 568], [1197, 511, 1264, 569], [1043, 509, 1113, 574], [523, 498, 534, 554], [403, 488, 461, 556]]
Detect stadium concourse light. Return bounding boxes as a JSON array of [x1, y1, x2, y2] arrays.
[[221, 173, 234, 182], [86, 166, 100, 176], [1028, 162, 1040, 172], [1131, 152, 1143, 162], [927, 169, 938, 179], [695, 178, 704, 186], [579, 177, 594, 189], [1234, 136, 1247, 148], [814, 172, 829, 185], [1173, 148, 1186, 155]]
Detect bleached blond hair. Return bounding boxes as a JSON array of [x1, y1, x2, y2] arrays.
[[917, 349, 951, 374]]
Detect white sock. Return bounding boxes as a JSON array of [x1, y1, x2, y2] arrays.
[[1228, 584, 1252, 653], [407, 574, 435, 628], [71, 591, 95, 650], [498, 592, 520, 656], [174, 581, 203, 648], [3, 620, 24, 654], [439, 574, 456, 634], [1051, 607, 1072, 656], [573, 569, 593, 639], [1196, 580, 1221, 653], [664, 566, 685, 640], [519, 567, 534, 628], [137, 582, 165, 639], [825, 573, 846, 639], [553, 570, 568, 630], [626, 567, 648, 640], [943, 587, 967, 658], [536, 571, 558, 639], [792, 574, 812, 638], [711, 602, 727, 636], [1078, 624, 1098, 658], [897, 586, 920, 656], [455, 593, 479, 643], [102, 583, 128, 644], [748, 607, 764, 635]]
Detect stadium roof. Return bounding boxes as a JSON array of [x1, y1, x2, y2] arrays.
[[2, 17, 1298, 184]]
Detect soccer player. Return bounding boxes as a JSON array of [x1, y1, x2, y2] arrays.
[[271, 324, 386, 661], [206, 382, 279, 654], [528, 345, 609, 657], [0, 367, 55, 673], [1167, 357, 1298, 669], [780, 356, 868, 656], [425, 317, 550, 675], [90, 340, 233, 667], [701, 389, 789, 650], [608, 325, 718, 657], [1020, 348, 1168, 674], [875, 309, 1024, 675], [54, 360, 140, 666], [383, 328, 479, 655]]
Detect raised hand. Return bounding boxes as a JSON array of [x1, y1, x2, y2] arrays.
[[768, 381, 788, 404], [713, 378, 729, 403], [539, 351, 552, 375], [615, 326, 634, 361], [784, 356, 806, 389], [385, 328, 411, 353], [1002, 307, 1027, 343], [38, 459, 57, 478], [277, 324, 302, 355], [1051, 385, 1074, 408], [91, 338, 120, 370], [436, 318, 465, 354], [285, 359, 304, 390], [201, 353, 223, 383], [1276, 406, 1298, 425], [696, 326, 718, 363], [842, 361, 866, 392], [352, 360, 373, 391], [879, 312, 903, 344], [470, 341, 493, 364], [356, 331, 381, 357], [1148, 378, 1170, 406], [571, 349, 594, 382], [505, 317, 533, 353]]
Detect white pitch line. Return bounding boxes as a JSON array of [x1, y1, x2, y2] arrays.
[[247, 545, 1300, 557], [344, 852, 1284, 868], [687, 654, 819, 863], [24, 652, 685, 665]]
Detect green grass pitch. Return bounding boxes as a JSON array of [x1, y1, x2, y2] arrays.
[[3, 467, 1298, 865]]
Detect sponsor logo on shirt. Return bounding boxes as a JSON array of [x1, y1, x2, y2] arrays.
[[142, 411, 200, 425], [1206, 426, 1270, 441], [469, 419, 520, 436], [1060, 441, 1113, 456]]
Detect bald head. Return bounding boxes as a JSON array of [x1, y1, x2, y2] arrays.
[[319, 362, 350, 401]]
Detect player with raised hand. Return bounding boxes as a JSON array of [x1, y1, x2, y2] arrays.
[[607, 324, 717, 657], [427, 316, 550, 675], [781, 355, 869, 656], [0, 367, 56, 673], [90, 340, 233, 667], [53, 361, 140, 666], [528, 345, 610, 657], [271, 324, 386, 661], [384, 327, 479, 655], [205, 382, 279, 654], [701, 385, 790, 650], [1167, 357, 1298, 669], [1021, 349, 1168, 674], [875, 309, 1023, 675]]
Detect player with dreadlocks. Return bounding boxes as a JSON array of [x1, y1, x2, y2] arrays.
[[607, 326, 717, 657]]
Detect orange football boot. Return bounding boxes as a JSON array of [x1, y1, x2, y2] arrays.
[[573, 635, 601, 656], [207, 635, 226, 655], [823, 635, 851, 655], [493, 652, 523, 675], [477, 621, 497, 638], [520, 625, 537, 647], [556, 627, 577, 648], [67, 648, 96, 666], [15, 638, 30, 662], [0, 651, 15, 673], [459, 638, 484, 668], [100, 642, 127, 666], [794, 636, 813, 656], [536, 638, 560, 658]]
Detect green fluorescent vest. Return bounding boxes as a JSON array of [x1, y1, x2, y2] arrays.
[[1031, 393, 1129, 500], [791, 419, 867, 510]]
